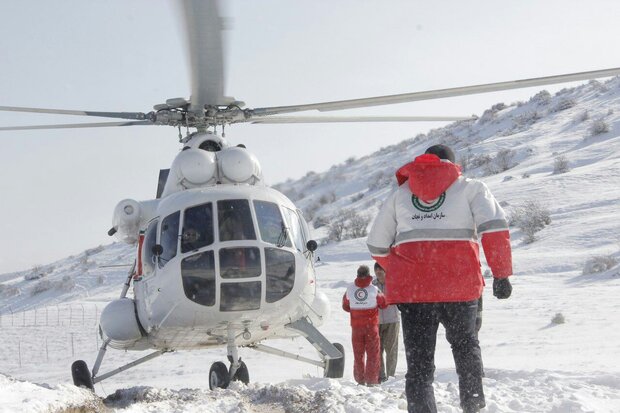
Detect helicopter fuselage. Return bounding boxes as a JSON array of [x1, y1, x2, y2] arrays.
[[101, 184, 328, 351]]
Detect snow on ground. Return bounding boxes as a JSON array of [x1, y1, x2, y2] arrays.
[[2, 79, 620, 411]]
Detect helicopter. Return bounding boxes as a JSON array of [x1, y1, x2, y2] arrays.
[[2, 0, 620, 393]]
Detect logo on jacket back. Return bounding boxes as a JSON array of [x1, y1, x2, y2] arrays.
[[411, 193, 446, 212], [354, 288, 368, 302]]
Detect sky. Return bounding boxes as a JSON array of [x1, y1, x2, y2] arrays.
[[1, 0, 619, 273]]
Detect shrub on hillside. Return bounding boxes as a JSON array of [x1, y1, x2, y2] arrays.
[[313, 215, 329, 229], [551, 98, 576, 113], [508, 200, 551, 244], [0, 283, 20, 297], [31, 279, 53, 296], [24, 266, 45, 281], [327, 209, 370, 242], [553, 155, 570, 174], [582, 255, 617, 275], [589, 120, 609, 136], [57, 275, 76, 292]]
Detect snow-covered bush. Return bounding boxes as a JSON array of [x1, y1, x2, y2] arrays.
[[24, 266, 45, 281], [31, 279, 53, 296], [350, 192, 364, 203], [478, 105, 502, 124], [318, 191, 336, 206], [495, 149, 517, 172], [509, 200, 551, 244], [327, 209, 370, 242], [57, 275, 76, 292], [589, 120, 609, 136], [551, 98, 576, 113], [551, 313, 565, 325], [582, 255, 617, 275], [553, 155, 570, 174], [0, 283, 20, 297], [368, 170, 394, 191], [313, 215, 329, 229], [530, 90, 551, 106]]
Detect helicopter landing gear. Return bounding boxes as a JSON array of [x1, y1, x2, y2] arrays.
[[71, 360, 94, 391], [209, 361, 230, 390], [324, 343, 345, 378], [230, 360, 249, 384]]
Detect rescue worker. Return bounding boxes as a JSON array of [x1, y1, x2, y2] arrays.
[[342, 265, 387, 385], [367, 144, 513, 413], [373, 262, 400, 382]]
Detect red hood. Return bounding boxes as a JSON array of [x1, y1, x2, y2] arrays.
[[396, 154, 461, 202], [354, 275, 373, 288]]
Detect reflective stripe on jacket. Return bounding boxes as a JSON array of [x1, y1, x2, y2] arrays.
[[367, 154, 512, 304]]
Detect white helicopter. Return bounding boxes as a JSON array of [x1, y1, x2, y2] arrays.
[[1, 0, 620, 392]]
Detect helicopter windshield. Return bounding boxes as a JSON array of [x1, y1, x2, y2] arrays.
[[181, 202, 214, 253], [177, 197, 300, 310], [218, 199, 256, 241], [253, 200, 292, 247]]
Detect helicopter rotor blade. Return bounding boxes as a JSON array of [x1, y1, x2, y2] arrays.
[[251, 115, 475, 124], [0, 105, 148, 120], [251, 67, 620, 117], [181, 0, 226, 112], [0, 121, 153, 131]]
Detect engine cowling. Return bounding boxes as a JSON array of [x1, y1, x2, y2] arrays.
[[111, 199, 142, 244]]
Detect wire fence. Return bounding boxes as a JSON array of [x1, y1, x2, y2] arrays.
[[0, 304, 102, 368]]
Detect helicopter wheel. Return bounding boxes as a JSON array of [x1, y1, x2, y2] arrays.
[[71, 360, 94, 391], [230, 360, 249, 385], [209, 361, 230, 390], [324, 343, 345, 378]]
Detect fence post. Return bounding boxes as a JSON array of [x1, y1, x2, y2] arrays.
[[71, 333, 75, 357]]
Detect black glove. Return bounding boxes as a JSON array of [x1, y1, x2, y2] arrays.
[[493, 278, 512, 299]]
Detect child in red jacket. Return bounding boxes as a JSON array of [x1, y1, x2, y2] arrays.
[[342, 265, 387, 385]]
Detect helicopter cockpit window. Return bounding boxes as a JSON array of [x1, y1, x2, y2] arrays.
[[282, 207, 305, 252], [159, 211, 180, 268], [265, 248, 295, 303], [218, 200, 256, 241], [253, 200, 292, 247], [181, 202, 214, 253], [219, 247, 261, 279], [181, 251, 215, 307], [220, 281, 261, 312], [143, 219, 159, 275]]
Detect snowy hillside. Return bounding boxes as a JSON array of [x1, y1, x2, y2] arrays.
[[1, 77, 620, 412]]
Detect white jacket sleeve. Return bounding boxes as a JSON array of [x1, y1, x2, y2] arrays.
[[367, 189, 398, 257]]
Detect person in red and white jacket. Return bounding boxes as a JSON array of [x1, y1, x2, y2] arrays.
[[367, 144, 513, 413], [342, 265, 387, 385]]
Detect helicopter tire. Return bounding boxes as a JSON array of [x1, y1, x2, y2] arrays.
[[324, 342, 345, 378], [230, 360, 250, 385], [209, 361, 230, 390], [71, 360, 94, 391]]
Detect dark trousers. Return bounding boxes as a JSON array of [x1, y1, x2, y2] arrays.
[[399, 301, 485, 413]]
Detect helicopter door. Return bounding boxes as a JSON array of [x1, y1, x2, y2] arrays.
[[142, 219, 159, 276], [159, 211, 180, 268]]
